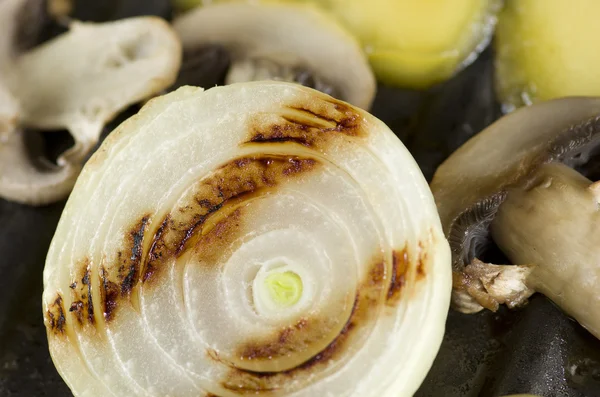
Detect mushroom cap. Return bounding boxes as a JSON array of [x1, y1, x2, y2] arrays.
[[431, 97, 600, 235], [173, 2, 376, 110]]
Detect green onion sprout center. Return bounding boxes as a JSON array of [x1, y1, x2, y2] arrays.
[[263, 271, 303, 307]]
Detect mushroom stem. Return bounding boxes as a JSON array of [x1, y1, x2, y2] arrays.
[[452, 259, 534, 313], [173, 2, 376, 109], [490, 162, 600, 338], [226, 58, 339, 98]]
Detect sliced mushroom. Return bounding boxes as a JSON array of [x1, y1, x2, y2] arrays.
[[8, 17, 182, 162], [173, 2, 376, 110], [0, 128, 81, 204], [431, 97, 600, 338], [0, 0, 181, 205]]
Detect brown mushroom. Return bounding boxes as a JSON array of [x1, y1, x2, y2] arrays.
[[431, 97, 600, 339], [0, 0, 181, 205]]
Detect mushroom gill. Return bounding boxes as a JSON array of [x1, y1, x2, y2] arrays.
[[172, 2, 376, 110], [431, 97, 600, 339]]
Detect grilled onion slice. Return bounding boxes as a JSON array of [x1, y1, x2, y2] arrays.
[[43, 82, 451, 397]]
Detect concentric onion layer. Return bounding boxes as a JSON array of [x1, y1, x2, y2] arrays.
[[43, 82, 451, 397]]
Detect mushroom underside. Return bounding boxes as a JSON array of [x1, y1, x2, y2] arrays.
[[448, 115, 600, 319], [173, 44, 341, 99], [450, 115, 600, 271], [172, 2, 376, 110]]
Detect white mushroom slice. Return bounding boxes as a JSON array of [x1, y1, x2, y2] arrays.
[[173, 2, 376, 110], [43, 82, 451, 397], [0, 14, 181, 205], [8, 17, 182, 164], [0, 129, 80, 204], [431, 97, 600, 339]]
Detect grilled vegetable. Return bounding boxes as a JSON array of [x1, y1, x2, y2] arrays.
[[43, 81, 451, 396], [173, 2, 376, 109], [0, 0, 181, 205], [182, 0, 501, 89], [432, 97, 600, 339]]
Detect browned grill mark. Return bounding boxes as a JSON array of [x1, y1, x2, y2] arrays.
[[368, 256, 385, 287], [100, 266, 120, 321], [65, 215, 153, 325], [417, 255, 426, 278], [175, 201, 225, 256], [190, 208, 246, 266], [91, 215, 152, 322], [142, 155, 320, 285], [206, 348, 276, 394], [46, 295, 66, 335], [69, 301, 84, 324], [82, 267, 95, 324], [219, 255, 386, 393], [252, 133, 312, 147], [387, 249, 409, 304], [121, 215, 150, 294], [237, 318, 317, 362], [247, 101, 365, 150], [65, 259, 95, 327], [292, 298, 358, 372], [142, 215, 170, 283], [417, 242, 427, 279]]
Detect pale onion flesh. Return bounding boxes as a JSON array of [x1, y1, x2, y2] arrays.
[[43, 82, 451, 397]]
